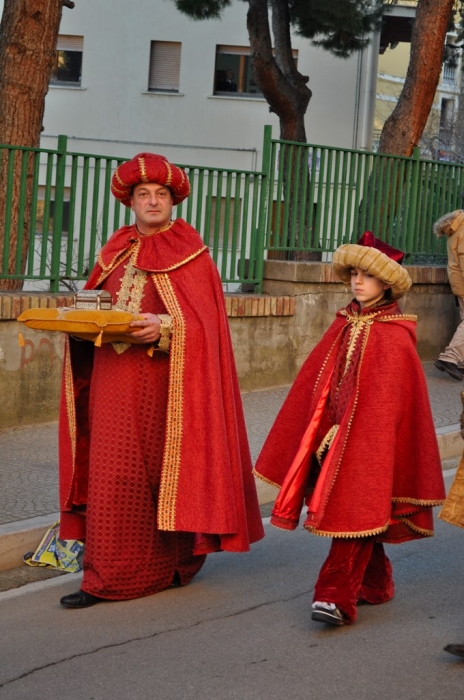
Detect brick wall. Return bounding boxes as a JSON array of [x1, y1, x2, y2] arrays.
[[0, 293, 74, 321], [1, 292, 294, 321]]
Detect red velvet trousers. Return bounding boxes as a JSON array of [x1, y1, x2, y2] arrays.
[[313, 537, 395, 623]]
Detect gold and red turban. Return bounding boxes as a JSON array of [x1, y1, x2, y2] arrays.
[[111, 153, 190, 206], [332, 231, 412, 300]]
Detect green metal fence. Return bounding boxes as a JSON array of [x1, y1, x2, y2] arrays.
[[265, 135, 456, 264], [0, 126, 460, 292], [0, 135, 268, 292], [0, 138, 131, 291]]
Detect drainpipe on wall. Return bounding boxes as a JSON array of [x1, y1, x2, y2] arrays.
[[353, 30, 381, 151]]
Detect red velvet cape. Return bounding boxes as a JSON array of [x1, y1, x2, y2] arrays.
[[254, 301, 446, 542], [59, 219, 264, 552]]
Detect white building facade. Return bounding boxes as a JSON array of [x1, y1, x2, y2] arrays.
[[33, 0, 380, 170]]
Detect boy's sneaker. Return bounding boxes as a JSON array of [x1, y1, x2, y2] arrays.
[[311, 601, 345, 626]]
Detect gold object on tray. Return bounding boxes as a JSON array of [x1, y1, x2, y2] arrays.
[[73, 289, 112, 310]]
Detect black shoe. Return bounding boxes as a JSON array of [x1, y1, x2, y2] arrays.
[[444, 643, 464, 658], [434, 359, 463, 381], [311, 602, 345, 626], [170, 571, 182, 588], [60, 590, 106, 609]]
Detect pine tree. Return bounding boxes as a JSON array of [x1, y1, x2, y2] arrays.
[[173, 0, 383, 142]]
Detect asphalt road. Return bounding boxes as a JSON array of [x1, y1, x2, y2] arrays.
[[0, 470, 463, 700]]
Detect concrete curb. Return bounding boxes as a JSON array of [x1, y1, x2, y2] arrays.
[[0, 426, 462, 573], [436, 425, 462, 460], [0, 513, 60, 572]]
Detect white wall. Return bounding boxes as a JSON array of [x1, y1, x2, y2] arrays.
[[30, 0, 379, 169]]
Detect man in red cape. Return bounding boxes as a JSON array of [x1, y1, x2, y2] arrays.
[[59, 153, 264, 608], [255, 233, 446, 626]]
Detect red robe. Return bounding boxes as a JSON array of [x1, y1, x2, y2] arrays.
[[255, 300, 445, 542], [59, 219, 264, 598]]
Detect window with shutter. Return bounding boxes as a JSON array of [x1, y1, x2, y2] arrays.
[[148, 41, 182, 92], [214, 45, 297, 97], [50, 35, 84, 86]]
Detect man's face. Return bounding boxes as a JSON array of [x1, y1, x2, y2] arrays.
[[130, 182, 174, 233]]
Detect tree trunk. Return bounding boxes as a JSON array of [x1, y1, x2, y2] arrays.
[[378, 0, 454, 157], [247, 0, 317, 258], [247, 0, 311, 142], [0, 0, 64, 290], [356, 0, 454, 243]]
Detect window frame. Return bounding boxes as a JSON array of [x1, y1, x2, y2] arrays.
[[148, 40, 182, 93], [214, 45, 298, 98], [50, 35, 83, 87]]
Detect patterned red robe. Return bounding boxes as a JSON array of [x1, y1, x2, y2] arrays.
[[59, 219, 264, 599], [255, 299, 446, 542]]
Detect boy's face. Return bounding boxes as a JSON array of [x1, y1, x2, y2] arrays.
[[350, 267, 391, 308]]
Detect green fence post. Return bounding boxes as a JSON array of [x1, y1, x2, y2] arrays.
[[49, 134, 67, 292], [404, 146, 421, 254], [254, 125, 272, 293]]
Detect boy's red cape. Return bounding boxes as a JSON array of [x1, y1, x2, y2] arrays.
[[58, 219, 264, 553], [254, 301, 446, 542]]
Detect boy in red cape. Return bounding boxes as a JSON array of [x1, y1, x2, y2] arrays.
[[58, 153, 264, 608], [254, 233, 445, 626]]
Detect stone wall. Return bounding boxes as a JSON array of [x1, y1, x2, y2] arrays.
[[262, 261, 458, 371], [0, 291, 295, 428], [0, 263, 458, 427], [0, 293, 72, 428]]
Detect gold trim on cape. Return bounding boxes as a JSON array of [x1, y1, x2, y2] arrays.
[[310, 320, 372, 523], [116, 257, 147, 312], [315, 424, 340, 465], [64, 337, 77, 506], [152, 272, 185, 530], [303, 522, 390, 538], [135, 222, 173, 237], [252, 468, 280, 490], [391, 497, 445, 507], [96, 247, 133, 283], [132, 244, 208, 273], [156, 313, 172, 353], [304, 518, 435, 539], [395, 517, 434, 537], [377, 314, 417, 323], [96, 230, 207, 280], [111, 255, 147, 353]]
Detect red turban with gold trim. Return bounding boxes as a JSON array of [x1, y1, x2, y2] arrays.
[[111, 153, 190, 206]]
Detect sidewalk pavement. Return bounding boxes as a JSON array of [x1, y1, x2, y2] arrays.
[[0, 361, 463, 572]]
